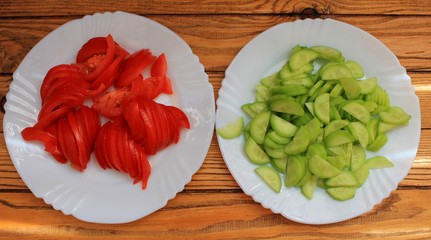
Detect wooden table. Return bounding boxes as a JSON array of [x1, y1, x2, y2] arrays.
[[1, 1, 430, 239]]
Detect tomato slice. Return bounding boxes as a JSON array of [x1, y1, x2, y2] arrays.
[[115, 49, 156, 88], [151, 53, 173, 94], [90, 54, 125, 92], [135, 76, 164, 100], [77, 36, 130, 63], [165, 105, 191, 129], [82, 35, 116, 82], [40, 65, 84, 103], [92, 88, 131, 119]]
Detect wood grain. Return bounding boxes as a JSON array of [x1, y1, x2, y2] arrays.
[[1, 190, 431, 239], [1, 16, 431, 73], [1, 0, 431, 17]]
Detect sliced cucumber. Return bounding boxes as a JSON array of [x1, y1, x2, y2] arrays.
[[359, 77, 377, 94], [249, 111, 271, 144], [301, 175, 319, 200], [321, 63, 353, 80], [367, 133, 388, 152], [342, 101, 371, 124], [284, 126, 310, 155], [350, 144, 366, 172], [309, 155, 341, 178], [326, 171, 359, 187], [339, 78, 361, 100], [217, 117, 244, 139], [344, 60, 364, 78], [311, 46, 344, 62], [270, 114, 298, 138], [348, 122, 369, 148], [270, 98, 305, 116], [255, 165, 282, 193], [271, 157, 288, 173], [364, 156, 394, 169], [326, 187, 356, 201], [314, 93, 330, 124], [379, 106, 411, 125], [244, 137, 270, 164], [285, 155, 306, 187], [324, 130, 355, 147], [288, 48, 319, 71]]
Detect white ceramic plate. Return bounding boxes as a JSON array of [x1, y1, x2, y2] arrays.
[[216, 18, 421, 224], [4, 11, 215, 224]]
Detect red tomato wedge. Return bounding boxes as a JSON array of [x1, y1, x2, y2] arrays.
[[115, 49, 156, 88], [92, 88, 131, 119], [94, 120, 151, 189], [151, 54, 173, 94]]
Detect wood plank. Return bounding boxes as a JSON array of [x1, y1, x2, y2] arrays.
[[0, 190, 431, 239], [1, 16, 431, 73], [1, 0, 431, 17]]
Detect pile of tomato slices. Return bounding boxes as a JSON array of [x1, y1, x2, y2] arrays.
[[21, 34, 190, 189]]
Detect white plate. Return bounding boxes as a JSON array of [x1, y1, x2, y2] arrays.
[[216, 18, 421, 224], [4, 11, 215, 224]]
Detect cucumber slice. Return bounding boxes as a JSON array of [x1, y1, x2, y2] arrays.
[[339, 78, 361, 100], [270, 98, 305, 116], [359, 77, 378, 94], [270, 114, 298, 138], [324, 130, 355, 147], [260, 72, 279, 88], [344, 60, 364, 78], [270, 157, 288, 173], [270, 85, 309, 96], [329, 83, 344, 98], [367, 133, 388, 152], [264, 145, 288, 158], [309, 155, 341, 178], [255, 165, 282, 193], [304, 117, 323, 142], [284, 126, 310, 155], [296, 160, 312, 187], [354, 164, 370, 186], [263, 136, 284, 149], [342, 102, 371, 124], [285, 155, 306, 187], [327, 146, 346, 156], [249, 111, 271, 144], [348, 122, 369, 148], [324, 119, 349, 137], [321, 63, 353, 80], [364, 156, 394, 169], [245, 137, 270, 164], [241, 102, 268, 118], [378, 121, 402, 134], [326, 187, 356, 201], [288, 48, 319, 71], [326, 156, 347, 170], [255, 85, 271, 102], [217, 117, 244, 139], [379, 106, 411, 125], [311, 46, 344, 62], [267, 130, 292, 145], [308, 80, 325, 97], [301, 175, 319, 200], [326, 171, 359, 187], [306, 143, 327, 160], [350, 144, 366, 172], [314, 93, 330, 124], [367, 118, 379, 144]]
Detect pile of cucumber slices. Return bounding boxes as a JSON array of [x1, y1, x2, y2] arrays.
[[217, 45, 411, 201]]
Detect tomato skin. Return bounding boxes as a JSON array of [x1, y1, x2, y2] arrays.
[[94, 119, 151, 189], [151, 53, 173, 94], [82, 35, 116, 82], [131, 76, 164, 100], [90, 54, 125, 92], [115, 49, 156, 88]]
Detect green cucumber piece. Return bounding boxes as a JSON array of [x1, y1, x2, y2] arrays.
[[255, 165, 282, 193], [255, 85, 271, 102], [270, 114, 298, 138], [249, 111, 271, 144], [324, 130, 355, 147], [241, 102, 268, 118], [267, 130, 292, 145], [311, 46, 344, 62], [379, 106, 411, 125], [284, 126, 310, 155], [344, 60, 364, 78], [270, 85, 309, 96], [326, 171, 359, 187], [359, 77, 378, 94], [288, 48, 319, 71], [339, 78, 361, 100], [270, 98, 305, 116], [304, 117, 323, 142], [270, 157, 288, 173], [326, 156, 347, 170], [285, 155, 306, 187], [326, 187, 356, 201], [301, 175, 319, 200], [342, 102, 371, 124], [217, 117, 244, 139], [314, 93, 330, 124], [364, 156, 394, 169], [348, 122, 369, 148], [321, 63, 353, 80], [260, 72, 279, 88], [350, 144, 367, 172], [309, 155, 341, 178], [264, 145, 288, 158], [306, 143, 327, 160], [245, 137, 270, 164], [367, 133, 388, 152], [354, 164, 370, 186], [324, 119, 349, 137]]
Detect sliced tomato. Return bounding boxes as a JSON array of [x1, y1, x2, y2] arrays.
[[136, 76, 164, 100], [115, 49, 156, 88], [92, 88, 131, 119], [151, 53, 173, 94], [90, 54, 125, 92], [81, 35, 116, 82], [166, 105, 191, 129], [77, 36, 130, 63]]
